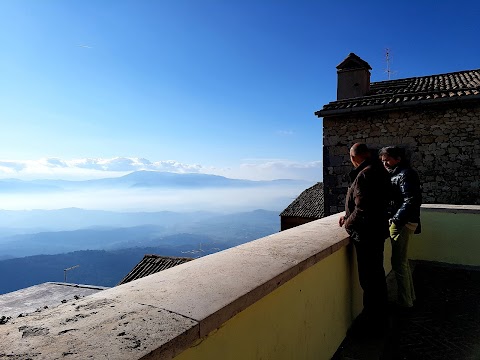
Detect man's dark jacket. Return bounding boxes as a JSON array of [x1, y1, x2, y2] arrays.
[[389, 165, 422, 233], [344, 158, 391, 241]]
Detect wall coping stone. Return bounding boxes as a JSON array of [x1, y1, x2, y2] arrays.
[[0, 213, 349, 360], [422, 204, 480, 214]]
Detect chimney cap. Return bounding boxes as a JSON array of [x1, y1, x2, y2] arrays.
[[336, 53, 372, 71]]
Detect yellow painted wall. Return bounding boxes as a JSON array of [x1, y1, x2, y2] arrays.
[[409, 210, 480, 266], [174, 247, 356, 360]]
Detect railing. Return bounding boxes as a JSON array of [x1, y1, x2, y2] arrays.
[[1, 205, 478, 359]]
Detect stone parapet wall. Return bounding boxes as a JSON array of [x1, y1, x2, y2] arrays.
[[0, 214, 352, 360], [323, 103, 480, 215]]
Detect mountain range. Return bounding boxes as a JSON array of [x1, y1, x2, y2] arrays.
[[0, 208, 280, 258], [0, 170, 309, 192], [0, 170, 310, 294], [0, 208, 281, 294]]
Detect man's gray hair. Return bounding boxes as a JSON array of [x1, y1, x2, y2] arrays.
[[351, 143, 370, 156]]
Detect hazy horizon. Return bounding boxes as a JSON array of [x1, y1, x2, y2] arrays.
[[0, 170, 313, 212], [0, 185, 308, 213]]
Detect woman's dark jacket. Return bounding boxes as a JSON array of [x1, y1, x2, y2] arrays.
[[344, 159, 392, 241], [388, 165, 422, 234]]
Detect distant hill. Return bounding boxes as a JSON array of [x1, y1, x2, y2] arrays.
[[0, 170, 310, 192], [0, 225, 167, 258], [0, 238, 244, 295], [0, 209, 281, 294], [0, 209, 280, 258], [0, 247, 189, 295], [0, 171, 314, 215], [0, 208, 216, 232]]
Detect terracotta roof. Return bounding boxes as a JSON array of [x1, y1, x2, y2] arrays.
[[280, 182, 324, 219], [117, 255, 193, 285], [316, 69, 480, 117]]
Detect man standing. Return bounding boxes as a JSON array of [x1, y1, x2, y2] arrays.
[[339, 143, 391, 324], [379, 146, 422, 310]]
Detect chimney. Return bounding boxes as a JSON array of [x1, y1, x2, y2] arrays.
[[336, 53, 372, 100]]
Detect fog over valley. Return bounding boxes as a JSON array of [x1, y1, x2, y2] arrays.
[[0, 171, 312, 294], [0, 185, 305, 212], [0, 170, 311, 212]]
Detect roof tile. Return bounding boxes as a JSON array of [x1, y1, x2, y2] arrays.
[[316, 69, 480, 116], [117, 255, 193, 285], [280, 182, 324, 219]]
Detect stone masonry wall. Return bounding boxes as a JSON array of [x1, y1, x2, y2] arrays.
[[323, 103, 480, 215]]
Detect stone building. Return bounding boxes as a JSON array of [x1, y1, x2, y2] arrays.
[[315, 53, 480, 215], [279, 182, 324, 231]]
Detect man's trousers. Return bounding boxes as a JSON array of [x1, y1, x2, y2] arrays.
[[352, 234, 388, 318], [390, 223, 416, 307]]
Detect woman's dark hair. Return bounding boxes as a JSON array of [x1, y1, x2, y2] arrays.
[[378, 146, 405, 160]]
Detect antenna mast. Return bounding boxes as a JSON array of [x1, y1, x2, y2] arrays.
[[385, 48, 394, 80], [64, 265, 80, 283]]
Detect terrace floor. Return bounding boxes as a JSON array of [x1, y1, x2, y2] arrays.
[[332, 261, 480, 360]]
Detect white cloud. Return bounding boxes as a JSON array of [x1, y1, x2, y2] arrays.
[[0, 157, 204, 180], [0, 157, 322, 182], [71, 157, 203, 173]]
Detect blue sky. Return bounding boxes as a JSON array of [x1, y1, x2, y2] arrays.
[[0, 0, 479, 182]]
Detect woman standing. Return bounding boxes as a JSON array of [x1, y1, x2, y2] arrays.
[[379, 146, 422, 309]]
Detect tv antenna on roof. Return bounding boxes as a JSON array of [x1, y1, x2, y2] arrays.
[[64, 265, 80, 283], [385, 48, 396, 80]]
